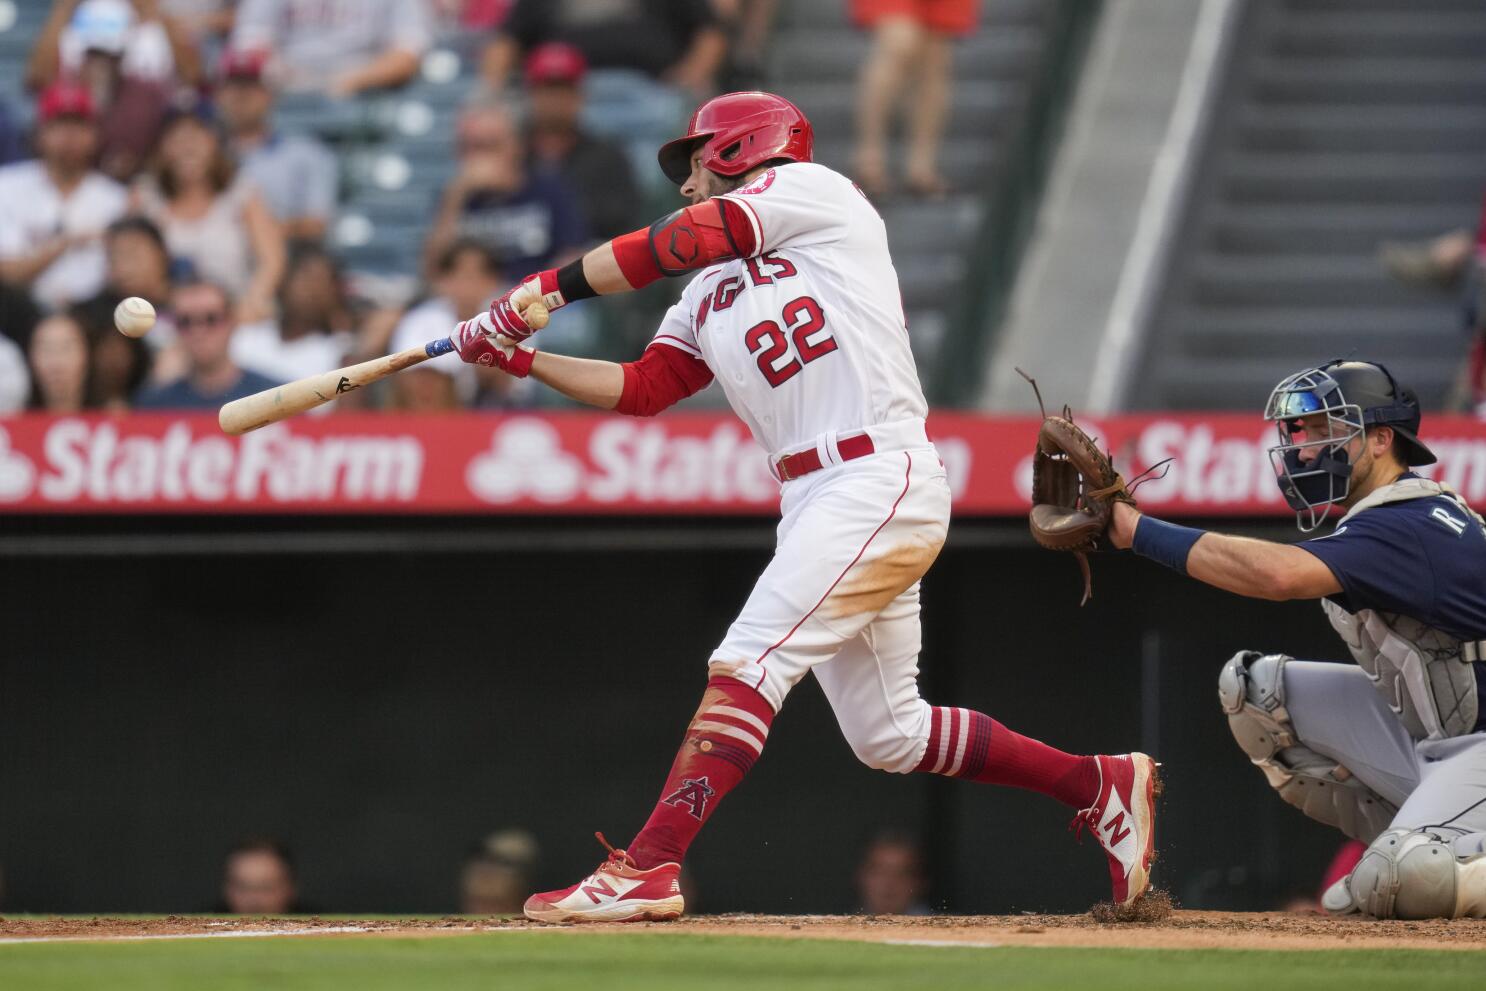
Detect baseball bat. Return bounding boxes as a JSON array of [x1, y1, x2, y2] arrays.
[[218, 303, 549, 436]]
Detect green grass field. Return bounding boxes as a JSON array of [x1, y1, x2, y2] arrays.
[[1, 931, 1483, 991]]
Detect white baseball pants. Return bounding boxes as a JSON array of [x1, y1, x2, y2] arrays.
[[708, 444, 951, 773]]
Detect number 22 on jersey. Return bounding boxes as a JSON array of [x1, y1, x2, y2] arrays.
[[745, 296, 835, 388]]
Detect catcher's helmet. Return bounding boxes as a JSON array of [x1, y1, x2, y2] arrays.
[[1264, 359, 1435, 530], [657, 91, 814, 186]]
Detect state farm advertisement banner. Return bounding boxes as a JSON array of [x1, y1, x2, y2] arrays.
[[1, 412, 1485, 515]]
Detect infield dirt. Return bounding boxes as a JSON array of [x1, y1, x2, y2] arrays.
[[2, 912, 1483, 952]]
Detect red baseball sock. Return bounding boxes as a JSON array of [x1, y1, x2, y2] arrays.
[[914, 707, 1099, 809], [627, 676, 775, 869]]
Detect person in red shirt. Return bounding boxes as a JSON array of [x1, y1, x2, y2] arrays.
[[851, 0, 979, 198]]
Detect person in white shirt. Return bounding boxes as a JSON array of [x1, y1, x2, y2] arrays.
[[0, 82, 128, 312], [230, 0, 433, 97], [388, 238, 507, 410], [450, 92, 1159, 924], [27, 0, 202, 90], [230, 244, 353, 390]]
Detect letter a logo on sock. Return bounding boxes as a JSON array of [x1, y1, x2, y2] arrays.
[[662, 776, 716, 821]]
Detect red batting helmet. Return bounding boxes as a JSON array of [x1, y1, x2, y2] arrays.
[[657, 91, 814, 186]]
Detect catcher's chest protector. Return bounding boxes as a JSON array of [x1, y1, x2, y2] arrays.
[[1322, 478, 1486, 741]]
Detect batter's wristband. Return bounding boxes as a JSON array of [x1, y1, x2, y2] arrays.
[[556, 258, 597, 302], [1131, 517, 1204, 575]]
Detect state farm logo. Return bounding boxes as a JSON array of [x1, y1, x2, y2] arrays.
[[466, 419, 583, 503], [0, 427, 36, 501], [466, 419, 780, 505], [1, 420, 422, 504]]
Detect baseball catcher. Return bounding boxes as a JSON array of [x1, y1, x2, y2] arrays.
[[1109, 360, 1486, 919]]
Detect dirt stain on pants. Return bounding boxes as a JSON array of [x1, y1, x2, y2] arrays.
[[826, 533, 945, 621]]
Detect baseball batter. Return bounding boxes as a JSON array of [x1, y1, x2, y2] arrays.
[[450, 92, 1158, 922], [1109, 360, 1486, 918]]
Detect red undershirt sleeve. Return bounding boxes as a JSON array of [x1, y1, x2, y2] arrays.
[[615, 343, 716, 417]]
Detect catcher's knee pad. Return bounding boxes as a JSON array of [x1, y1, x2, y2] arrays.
[[1218, 650, 1396, 842], [1336, 828, 1486, 919]]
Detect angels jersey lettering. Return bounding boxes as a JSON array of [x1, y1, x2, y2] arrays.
[[647, 163, 927, 458]]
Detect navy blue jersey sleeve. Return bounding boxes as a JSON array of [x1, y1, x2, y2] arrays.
[[1299, 508, 1436, 618]]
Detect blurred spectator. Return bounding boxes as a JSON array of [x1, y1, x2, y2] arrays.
[[0, 98, 23, 168], [162, 0, 236, 43], [424, 101, 588, 279], [852, 0, 978, 198], [30, 0, 184, 181], [27, 312, 92, 412], [855, 831, 931, 916], [85, 306, 152, 409], [713, 0, 780, 91], [136, 279, 280, 408], [483, 0, 726, 98], [1379, 230, 1475, 291], [1379, 193, 1486, 418], [230, 0, 433, 97], [461, 0, 514, 32], [28, 0, 201, 90], [220, 838, 300, 915], [133, 108, 286, 323], [388, 238, 500, 410], [0, 83, 128, 312], [460, 829, 538, 915], [0, 335, 29, 413], [232, 244, 353, 385], [75, 216, 178, 350], [215, 50, 339, 242], [523, 43, 640, 242], [0, 284, 43, 350]]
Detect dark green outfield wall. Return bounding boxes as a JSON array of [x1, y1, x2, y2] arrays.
[[0, 519, 1350, 914]]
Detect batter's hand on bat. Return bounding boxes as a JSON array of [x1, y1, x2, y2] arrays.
[[451, 316, 535, 376]]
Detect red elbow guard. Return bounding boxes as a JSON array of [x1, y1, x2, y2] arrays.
[[611, 199, 758, 289]]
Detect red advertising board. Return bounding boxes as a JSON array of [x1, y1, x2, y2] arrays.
[[1, 412, 1484, 515]]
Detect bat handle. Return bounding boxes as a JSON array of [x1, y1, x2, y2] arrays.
[[425, 337, 456, 359]]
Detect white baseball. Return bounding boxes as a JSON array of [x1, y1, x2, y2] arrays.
[[113, 297, 156, 338]]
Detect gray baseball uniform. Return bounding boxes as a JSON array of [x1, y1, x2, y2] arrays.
[[1221, 475, 1486, 917]]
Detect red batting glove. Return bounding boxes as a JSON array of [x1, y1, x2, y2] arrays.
[[451, 317, 535, 377], [487, 270, 569, 343], [481, 283, 538, 344]]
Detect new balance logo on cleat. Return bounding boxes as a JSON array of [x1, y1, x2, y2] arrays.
[[580, 877, 617, 903], [525, 833, 685, 924], [1103, 810, 1131, 848]]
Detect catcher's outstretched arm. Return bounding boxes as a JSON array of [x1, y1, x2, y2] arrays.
[[1112, 504, 1341, 601]]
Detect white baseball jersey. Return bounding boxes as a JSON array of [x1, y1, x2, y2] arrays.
[[648, 162, 927, 459]]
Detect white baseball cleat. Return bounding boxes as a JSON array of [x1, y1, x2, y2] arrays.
[[523, 833, 684, 924], [1071, 753, 1160, 906]]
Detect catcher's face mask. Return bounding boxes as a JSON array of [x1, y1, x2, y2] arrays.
[[1264, 367, 1365, 532]]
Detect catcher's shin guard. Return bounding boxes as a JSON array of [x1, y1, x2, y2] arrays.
[[1218, 651, 1397, 842], [1324, 828, 1486, 919]]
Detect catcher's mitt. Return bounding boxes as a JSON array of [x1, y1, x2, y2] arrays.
[[1019, 370, 1140, 605]]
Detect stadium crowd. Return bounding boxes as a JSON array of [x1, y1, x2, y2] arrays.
[[5, 1, 1475, 421], [0, 0, 751, 414], [0, 0, 1002, 416]]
